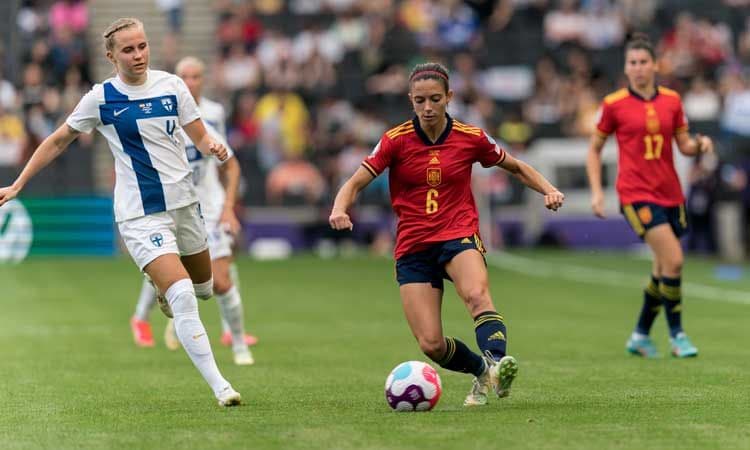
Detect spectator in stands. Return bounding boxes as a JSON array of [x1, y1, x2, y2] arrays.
[[253, 88, 311, 170], [544, 0, 585, 47], [216, 43, 262, 95], [683, 75, 721, 122], [0, 103, 27, 168], [49, 0, 88, 37], [0, 68, 17, 111], [266, 156, 327, 205], [434, 0, 481, 51]]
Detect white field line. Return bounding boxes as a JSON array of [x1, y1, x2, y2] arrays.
[[487, 252, 750, 306]]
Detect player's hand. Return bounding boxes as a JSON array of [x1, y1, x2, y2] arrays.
[[591, 191, 606, 218], [544, 190, 564, 211], [696, 134, 714, 154], [0, 185, 20, 207], [220, 207, 241, 236], [329, 209, 353, 231], [209, 141, 228, 161]]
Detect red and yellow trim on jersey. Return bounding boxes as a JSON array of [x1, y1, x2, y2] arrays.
[[361, 160, 378, 178], [492, 150, 507, 167], [453, 120, 482, 136], [603, 88, 629, 106], [657, 86, 681, 99], [595, 128, 610, 138], [385, 121, 415, 140]]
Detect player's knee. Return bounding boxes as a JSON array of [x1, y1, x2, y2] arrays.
[[418, 336, 445, 361], [662, 256, 683, 276], [193, 278, 213, 300], [165, 278, 198, 315], [461, 285, 490, 309], [213, 275, 233, 295]]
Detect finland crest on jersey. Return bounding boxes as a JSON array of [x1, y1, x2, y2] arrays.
[[184, 98, 234, 223], [66, 70, 201, 222]]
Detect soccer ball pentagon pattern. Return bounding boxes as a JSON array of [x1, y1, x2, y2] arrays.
[[385, 361, 442, 411]]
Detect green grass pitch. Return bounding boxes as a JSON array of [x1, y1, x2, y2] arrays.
[[1, 250, 749, 450]]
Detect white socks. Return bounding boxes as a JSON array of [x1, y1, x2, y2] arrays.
[[215, 285, 247, 351], [193, 278, 214, 300], [134, 279, 157, 321], [165, 278, 230, 396]]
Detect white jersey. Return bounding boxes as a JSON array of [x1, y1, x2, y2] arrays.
[[66, 70, 200, 222], [184, 120, 234, 223], [183, 97, 233, 223]]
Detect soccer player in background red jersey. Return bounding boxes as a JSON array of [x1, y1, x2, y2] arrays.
[[330, 62, 565, 407], [587, 33, 714, 359]]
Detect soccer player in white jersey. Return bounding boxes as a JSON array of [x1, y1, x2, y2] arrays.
[[130, 57, 258, 366], [0, 18, 241, 407]]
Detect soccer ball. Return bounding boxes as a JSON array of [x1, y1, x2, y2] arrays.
[[384, 361, 442, 411]]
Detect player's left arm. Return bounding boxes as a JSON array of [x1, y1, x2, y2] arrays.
[[498, 153, 564, 211], [183, 119, 229, 161], [675, 131, 714, 156], [218, 156, 241, 235]]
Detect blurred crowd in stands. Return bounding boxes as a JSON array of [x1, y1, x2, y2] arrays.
[[4, 0, 750, 253]]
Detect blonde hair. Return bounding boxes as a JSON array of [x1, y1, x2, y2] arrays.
[[102, 17, 144, 52], [175, 56, 206, 76]]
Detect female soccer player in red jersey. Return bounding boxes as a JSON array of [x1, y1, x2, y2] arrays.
[[330, 62, 564, 407], [587, 33, 714, 359]]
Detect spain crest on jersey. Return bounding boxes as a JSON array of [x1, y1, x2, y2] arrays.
[[427, 168, 441, 187]]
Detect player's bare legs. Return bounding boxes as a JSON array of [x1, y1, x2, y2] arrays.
[[400, 284, 445, 361], [213, 256, 254, 365], [145, 253, 240, 405], [644, 224, 696, 357], [400, 282, 489, 406], [447, 250, 518, 398]]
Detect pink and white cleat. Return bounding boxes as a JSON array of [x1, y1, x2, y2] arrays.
[[221, 331, 258, 347], [130, 317, 155, 347]]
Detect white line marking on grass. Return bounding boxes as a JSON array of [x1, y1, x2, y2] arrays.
[[487, 252, 750, 306]]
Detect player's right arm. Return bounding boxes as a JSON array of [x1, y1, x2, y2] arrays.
[[329, 167, 376, 231], [0, 124, 80, 207], [330, 135, 394, 230], [587, 99, 615, 219], [586, 133, 608, 218]]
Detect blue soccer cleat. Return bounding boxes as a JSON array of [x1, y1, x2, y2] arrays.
[[626, 335, 660, 358], [670, 333, 698, 358]]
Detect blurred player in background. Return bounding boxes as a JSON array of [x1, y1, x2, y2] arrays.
[[587, 33, 714, 359], [130, 56, 257, 366], [330, 63, 565, 407], [0, 18, 242, 406]]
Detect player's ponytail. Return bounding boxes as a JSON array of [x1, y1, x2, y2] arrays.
[[625, 32, 656, 60], [409, 63, 450, 93]]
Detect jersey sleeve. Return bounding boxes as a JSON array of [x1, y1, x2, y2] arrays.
[[175, 77, 201, 126], [674, 100, 689, 134], [66, 87, 101, 133], [361, 134, 396, 177], [595, 101, 615, 137], [476, 130, 507, 167]]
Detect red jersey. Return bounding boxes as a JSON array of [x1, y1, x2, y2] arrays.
[[596, 86, 689, 206], [362, 115, 506, 259]]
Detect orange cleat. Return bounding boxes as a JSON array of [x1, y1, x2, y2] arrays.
[[220, 331, 258, 347], [130, 316, 155, 347]]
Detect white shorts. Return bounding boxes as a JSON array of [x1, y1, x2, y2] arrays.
[[119, 202, 208, 271], [205, 220, 234, 261]]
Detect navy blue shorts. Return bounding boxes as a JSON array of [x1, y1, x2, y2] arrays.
[[621, 202, 689, 239], [396, 234, 486, 290]]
